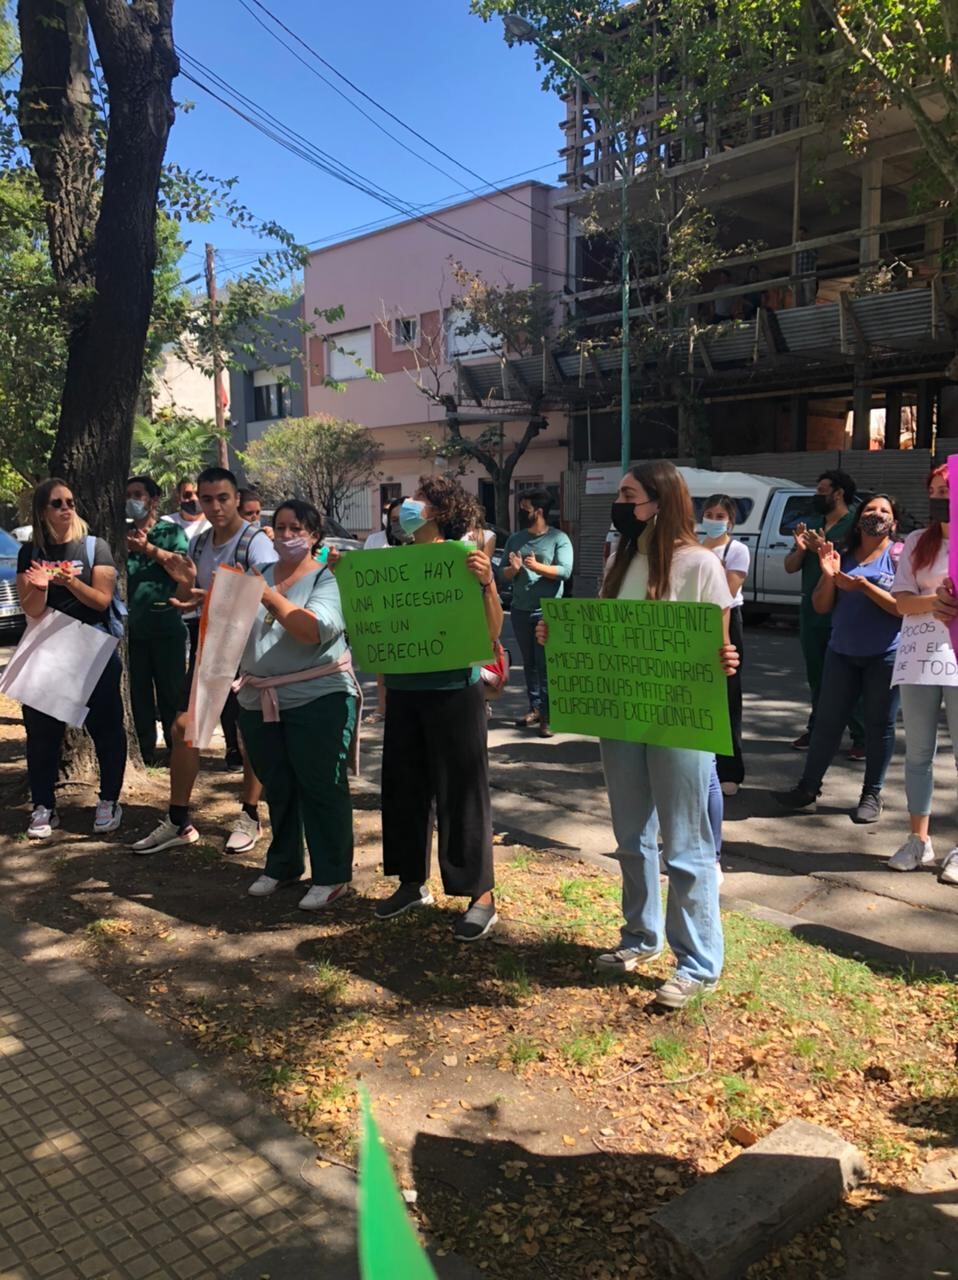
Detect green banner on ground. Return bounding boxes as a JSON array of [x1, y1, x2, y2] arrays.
[[337, 542, 491, 674], [542, 597, 732, 754], [359, 1088, 437, 1280]]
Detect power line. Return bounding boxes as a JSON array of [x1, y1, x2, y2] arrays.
[[237, 0, 570, 234], [177, 49, 584, 284]]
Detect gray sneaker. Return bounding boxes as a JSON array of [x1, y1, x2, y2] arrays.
[[452, 901, 498, 942], [375, 883, 434, 920], [655, 973, 718, 1010], [594, 947, 662, 975]]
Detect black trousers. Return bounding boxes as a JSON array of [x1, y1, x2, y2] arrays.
[[24, 651, 127, 809], [381, 681, 494, 899], [716, 606, 745, 785]]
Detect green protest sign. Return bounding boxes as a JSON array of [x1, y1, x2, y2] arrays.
[[542, 598, 732, 754], [337, 542, 492, 674], [359, 1088, 437, 1280]]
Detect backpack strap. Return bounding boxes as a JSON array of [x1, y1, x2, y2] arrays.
[[235, 523, 259, 570], [192, 528, 212, 563]]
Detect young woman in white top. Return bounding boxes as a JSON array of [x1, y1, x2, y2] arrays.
[[538, 461, 738, 1009], [889, 465, 958, 884], [701, 494, 751, 795]]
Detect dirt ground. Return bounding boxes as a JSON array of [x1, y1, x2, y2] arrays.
[[0, 695, 956, 1280]]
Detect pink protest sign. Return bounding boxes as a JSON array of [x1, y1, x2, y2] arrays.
[[948, 455, 958, 654]]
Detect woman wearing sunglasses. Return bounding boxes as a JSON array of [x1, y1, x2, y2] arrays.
[[15, 479, 126, 839]]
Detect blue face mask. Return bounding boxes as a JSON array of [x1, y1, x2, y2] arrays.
[[702, 517, 729, 539], [126, 498, 149, 521], [399, 498, 429, 536]]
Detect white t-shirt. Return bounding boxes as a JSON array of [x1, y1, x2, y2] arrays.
[[195, 523, 277, 591], [161, 512, 211, 544], [615, 543, 735, 609], [891, 529, 958, 688], [707, 538, 750, 608], [364, 530, 388, 550]]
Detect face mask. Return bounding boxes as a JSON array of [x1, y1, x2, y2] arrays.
[[180, 499, 199, 515], [701, 518, 728, 539], [126, 498, 148, 521], [244, 518, 261, 529], [275, 535, 312, 563], [399, 498, 428, 536], [859, 513, 893, 538], [611, 501, 649, 542], [519, 508, 535, 529], [812, 493, 833, 515], [929, 497, 950, 524], [386, 522, 413, 546]]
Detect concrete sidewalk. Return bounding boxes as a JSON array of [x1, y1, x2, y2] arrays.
[[357, 618, 958, 973]]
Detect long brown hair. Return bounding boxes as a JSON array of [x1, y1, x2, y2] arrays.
[[602, 461, 697, 600], [911, 464, 948, 572], [31, 478, 88, 557]]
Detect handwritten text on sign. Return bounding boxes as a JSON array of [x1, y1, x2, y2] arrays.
[[542, 597, 732, 753], [337, 542, 491, 674], [892, 615, 958, 687]]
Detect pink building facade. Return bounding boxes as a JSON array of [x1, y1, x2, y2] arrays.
[[302, 182, 569, 534]]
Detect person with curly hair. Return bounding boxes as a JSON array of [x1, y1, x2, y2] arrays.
[[375, 474, 504, 941]]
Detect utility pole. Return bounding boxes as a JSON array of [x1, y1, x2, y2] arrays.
[[205, 243, 229, 468]]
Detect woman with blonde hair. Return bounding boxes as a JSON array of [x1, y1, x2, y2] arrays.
[[15, 478, 126, 839], [539, 461, 738, 1008]]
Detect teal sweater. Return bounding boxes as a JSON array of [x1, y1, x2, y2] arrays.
[[500, 527, 574, 611]]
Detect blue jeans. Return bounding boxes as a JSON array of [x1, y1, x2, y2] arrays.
[[801, 648, 899, 795], [899, 683, 958, 816], [708, 759, 723, 857], [601, 740, 723, 983], [511, 606, 548, 719]]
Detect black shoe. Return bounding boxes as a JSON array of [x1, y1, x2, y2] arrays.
[[374, 883, 434, 920], [790, 733, 810, 751], [851, 790, 883, 824], [223, 749, 243, 771], [773, 785, 818, 811], [515, 711, 540, 728], [452, 901, 498, 942]]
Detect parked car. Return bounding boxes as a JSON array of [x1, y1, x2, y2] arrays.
[[603, 467, 917, 617], [0, 529, 25, 636]]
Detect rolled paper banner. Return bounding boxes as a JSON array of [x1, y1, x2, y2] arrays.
[[948, 455, 958, 655], [358, 1087, 436, 1279]]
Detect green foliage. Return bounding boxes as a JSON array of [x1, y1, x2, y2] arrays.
[[239, 415, 383, 521], [131, 411, 222, 498], [449, 259, 557, 359]]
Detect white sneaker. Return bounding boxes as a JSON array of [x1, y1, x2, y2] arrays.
[[130, 818, 199, 855], [298, 883, 349, 911], [887, 834, 936, 872], [225, 812, 262, 855], [93, 801, 122, 834], [27, 807, 59, 840], [939, 848, 958, 886], [594, 947, 662, 975], [247, 874, 295, 897], [720, 782, 739, 797]]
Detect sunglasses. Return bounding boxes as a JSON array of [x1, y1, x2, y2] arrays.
[[47, 498, 76, 510]]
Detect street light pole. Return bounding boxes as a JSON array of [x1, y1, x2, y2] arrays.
[[504, 16, 631, 470]]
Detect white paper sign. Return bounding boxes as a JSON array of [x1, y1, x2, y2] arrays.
[[891, 615, 958, 688], [185, 566, 264, 748], [0, 611, 118, 726]]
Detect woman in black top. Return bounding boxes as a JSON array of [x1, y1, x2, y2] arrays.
[[16, 479, 126, 840]]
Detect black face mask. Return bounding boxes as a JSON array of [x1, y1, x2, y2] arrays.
[[386, 521, 412, 546], [180, 499, 199, 515], [929, 497, 950, 525], [611, 501, 649, 542], [812, 493, 834, 516], [518, 508, 535, 529]]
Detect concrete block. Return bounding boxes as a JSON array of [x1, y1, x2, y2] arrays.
[[650, 1118, 866, 1279]]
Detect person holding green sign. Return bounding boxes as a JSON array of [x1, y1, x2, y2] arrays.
[[538, 461, 739, 1010], [376, 475, 504, 942], [236, 500, 360, 911]]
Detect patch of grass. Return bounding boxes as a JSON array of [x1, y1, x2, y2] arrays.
[[540, 931, 583, 969], [495, 953, 533, 1000], [84, 918, 134, 945], [506, 1034, 542, 1071], [427, 972, 469, 999], [183, 842, 220, 867], [867, 1134, 911, 1164], [561, 1027, 616, 1069], [719, 1073, 769, 1129], [309, 961, 349, 1001], [791, 1034, 820, 1060], [259, 1063, 300, 1090], [650, 1034, 691, 1078], [558, 877, 620, 928], [510, 851, 533, 871]]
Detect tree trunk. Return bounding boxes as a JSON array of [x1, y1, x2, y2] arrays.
[[493, 476, 512, 532], [19, 0, 179, 784]]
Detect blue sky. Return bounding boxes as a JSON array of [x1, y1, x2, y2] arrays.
[[169, 0, 564, 282]]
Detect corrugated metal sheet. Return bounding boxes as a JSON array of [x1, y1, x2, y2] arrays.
[[569, 448, 937, 596]]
